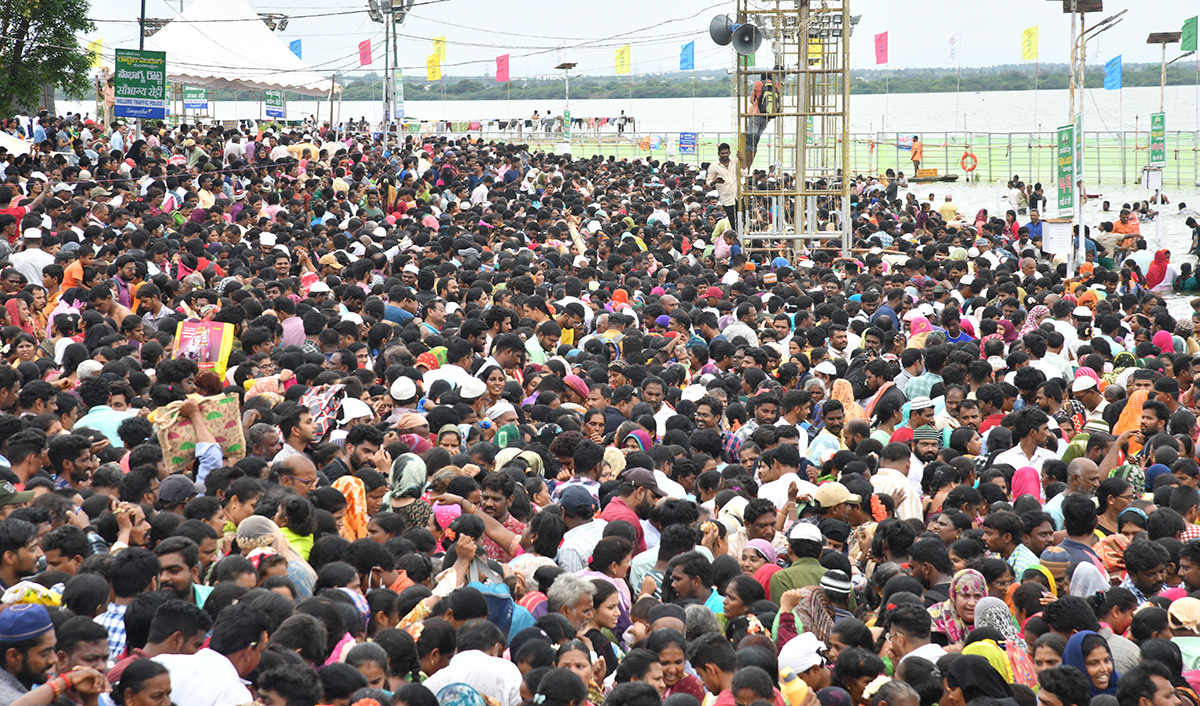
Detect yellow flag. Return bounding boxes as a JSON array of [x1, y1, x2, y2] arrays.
[[433, 37, 446, 62], [1021, 26, 1038, 61], [87, 38, 102, 68], [426, 53, 441, 81], [615, 44, 630, 75]]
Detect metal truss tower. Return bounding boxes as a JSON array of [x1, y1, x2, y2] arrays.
[[734, 0, 852, 258]]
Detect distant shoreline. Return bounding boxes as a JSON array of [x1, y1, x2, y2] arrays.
[[60, 62, 1200, 102]]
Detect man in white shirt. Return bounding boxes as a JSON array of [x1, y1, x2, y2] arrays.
[[421, 619, 523, 706], [154, 602, 266, 706], [992, 407, 1057, 474], [757, 444, 817, 510], [9, 229, 53, 284], [706, 143, 738, 223], [872, 442, 923, 521], [471, 176, 492, 206]]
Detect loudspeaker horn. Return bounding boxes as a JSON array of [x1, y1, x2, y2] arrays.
[[732, 22, 763, 54], [709, 15, 735, 46]]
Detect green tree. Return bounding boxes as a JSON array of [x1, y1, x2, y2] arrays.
[[0, 0, 95, 115]]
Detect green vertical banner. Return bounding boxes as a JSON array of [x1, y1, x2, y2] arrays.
[[1183, 16, 1198, 52], [1056, 122, 1076, 217], [113, 49, 167, 119], [805, 115, 814, 146], [264, 90, 285, 119], [1150, 112, 1166, 168], [563, 109, 571, 146]]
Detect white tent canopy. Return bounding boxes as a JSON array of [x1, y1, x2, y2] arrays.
[[141, 0, 340, 97], [0, 133, 31, 156]]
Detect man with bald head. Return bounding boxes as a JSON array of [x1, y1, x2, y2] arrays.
[[1046, 457, 1102, 530], [277, 455, 318, 497], [1020, 258, 1037, 279]]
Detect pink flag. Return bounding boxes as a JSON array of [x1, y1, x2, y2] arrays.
[[358, 39, 372, 67], [874, 32, 888, 65], [496, 54, 510, 83]]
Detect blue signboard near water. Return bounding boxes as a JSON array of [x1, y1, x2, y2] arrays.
[[679, 132, 696, 155]]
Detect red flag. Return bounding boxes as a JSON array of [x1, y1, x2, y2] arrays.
[[496, 54, 510, 83], [874, 32, 888, 65], [358, 39, 372, 67]]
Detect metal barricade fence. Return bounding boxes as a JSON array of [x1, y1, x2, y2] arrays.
[[391, 125, 1200, 188]]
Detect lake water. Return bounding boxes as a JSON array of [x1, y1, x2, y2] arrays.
[[60, 83, 1200, 134], [58, 84, 1200, 314]]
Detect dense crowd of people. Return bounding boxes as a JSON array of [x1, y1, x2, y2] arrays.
[[0, 109, 1195, 706]]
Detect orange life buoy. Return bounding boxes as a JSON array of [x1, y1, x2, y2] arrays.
[[961, 152, 978, 172]]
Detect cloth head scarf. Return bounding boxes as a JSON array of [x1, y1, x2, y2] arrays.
[[415, 352, 440, 370], [1069, 561, 1110, 600], [400, 433, 432, 454], [1144, 464, 1171, 489], [928, 569, 985, 644], [978, 333, 1003, 359], [1168, 597, 1200, 632], [1095, 533, 1131, 576], [1018, 305, 1048, 337], [1062, 631, 1120, 696], [82, 322, 115, 352], [1011, 466, 1044, 502], [962, 640, 1013, 682], [236, 515, 316, 597], [830, 380, 866, 423], [1146, 250, 1171, 289], [908, 315, 932, 338], [1062, 433, 1091, 465], [387, 453, 427, 501], [1078, 289, 1099, 312], [945, 654, 1014, 701], [974, 596, 1028, 652], [745, 539, 776, 565], [1113, 390, 1149, 456], [1153, 329, 1175, 355], [623, 429, 653, 451], [1110, 464, 1146, 496], [396, 413, 428, 432], [4, 300, 32, 337], [998, 319, 1019, 344], [1030, 564, 1057, 597], [332, 475, 368, 540]]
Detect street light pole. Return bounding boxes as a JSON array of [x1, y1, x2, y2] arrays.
[[556, 62, 576, 148]]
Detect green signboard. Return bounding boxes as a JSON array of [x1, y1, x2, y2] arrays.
[[183, 86, 206, 111], [563, 109, 571, 146], [264, 90, 285, 119], [113, 49, 167, 119], [1056, 123, 1075, 217], [1150, 112, 1166, 168]]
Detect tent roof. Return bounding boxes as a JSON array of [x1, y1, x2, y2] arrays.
[[143, 0, 339, 97], [0, 133, 31, 156]]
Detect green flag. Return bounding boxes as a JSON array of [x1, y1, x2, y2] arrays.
[[1184, 16, 1198, 52]]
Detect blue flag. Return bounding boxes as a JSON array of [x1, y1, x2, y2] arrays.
[[680, 41, 694, 71], [1104, 55, 1121, 90], [289, 39, 302, 59]]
